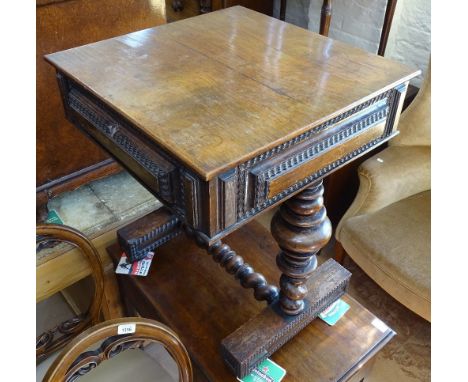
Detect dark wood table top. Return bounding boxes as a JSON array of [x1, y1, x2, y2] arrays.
[[45, 6, 419, 181], [108, 220, 395, 381]]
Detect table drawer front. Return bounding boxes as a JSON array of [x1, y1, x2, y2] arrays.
[[234, 84, 407, 223], [64, 80, 178, 206], [56, 74, 213, 232], [253, 100, 388, 202], [56, 72, 407, 240]]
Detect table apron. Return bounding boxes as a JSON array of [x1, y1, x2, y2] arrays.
[[57, 72, 408, 243]]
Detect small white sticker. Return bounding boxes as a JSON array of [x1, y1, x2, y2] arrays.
[[118, 323, 136, 335], [371, 318, 388, 333], [377, 158, 384, 163]]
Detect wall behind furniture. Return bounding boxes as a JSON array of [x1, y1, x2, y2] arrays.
[[384, 0, 431, 86], [274, 0, 431, 87]]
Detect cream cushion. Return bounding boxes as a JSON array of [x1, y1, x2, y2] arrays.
[[340, 191, 430, 321], [336, 61, 431, 321]]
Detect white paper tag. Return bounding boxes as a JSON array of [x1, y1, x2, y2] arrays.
[[371, 318, 389, 333], [115, 252, 154, 276], [118, 323, 136, 335]]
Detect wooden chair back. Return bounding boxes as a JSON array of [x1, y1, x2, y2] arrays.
[[36, 224, 104, 364], [43, 317, 193, 382]]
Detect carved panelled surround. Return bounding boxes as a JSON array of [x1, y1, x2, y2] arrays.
[[62, 74, 406, 244]]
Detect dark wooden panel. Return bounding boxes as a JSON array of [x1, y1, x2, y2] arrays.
[[324, 82, 410, 227], [224, 0, 273, 16], [218, 169, 238, 230], [166, 0, 274, 22], [267, 121, 386, 198], [182, 172, 201, 229]]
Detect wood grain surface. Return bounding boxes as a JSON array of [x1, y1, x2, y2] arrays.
[[46, 6, 419, 180]]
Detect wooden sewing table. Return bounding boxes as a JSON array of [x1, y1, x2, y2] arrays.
[[46, 5, 419, 378]]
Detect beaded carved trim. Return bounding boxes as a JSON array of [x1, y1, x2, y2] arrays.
[[253, 102, 388, 206], [236, 89, 395, 218]]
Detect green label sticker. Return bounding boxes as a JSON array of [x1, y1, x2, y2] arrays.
[[46, 209, 63, 225], [319, 299, 350, 326], [238, 358, 286, 382]]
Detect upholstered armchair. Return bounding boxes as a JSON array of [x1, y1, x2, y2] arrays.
[[335, 65, 431, 321]]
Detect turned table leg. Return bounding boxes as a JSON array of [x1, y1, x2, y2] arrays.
[[221, 180, 350, 377], [185, 227, 279, 304], [271, 180, 332, 315]]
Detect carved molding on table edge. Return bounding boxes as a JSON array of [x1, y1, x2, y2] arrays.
[[57, 72, 407, 242], [235, 85, 405, 219]]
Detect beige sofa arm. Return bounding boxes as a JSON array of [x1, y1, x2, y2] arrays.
[[335, 145, 430, 241]]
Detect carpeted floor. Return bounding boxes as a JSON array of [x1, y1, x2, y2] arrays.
[[321, 242, 431, 382]]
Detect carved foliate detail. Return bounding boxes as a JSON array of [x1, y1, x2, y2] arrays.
[[271, 180, 332, 315], [37, 314, 89, 364], [64, 336, 147, 382]]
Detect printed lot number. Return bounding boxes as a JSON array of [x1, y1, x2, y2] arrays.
[[118, 323, 136, 335]]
